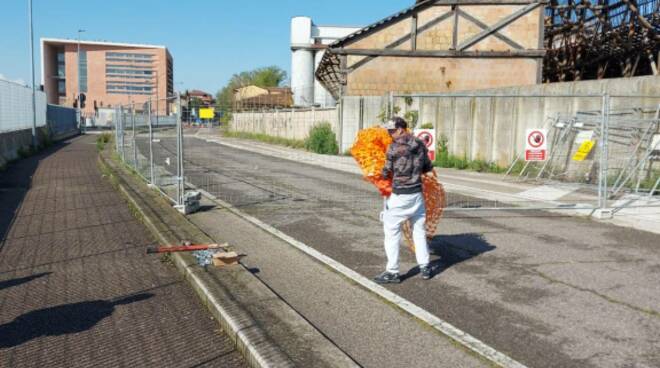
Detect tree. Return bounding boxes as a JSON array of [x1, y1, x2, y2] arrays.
[[215, 66, 287, 112]]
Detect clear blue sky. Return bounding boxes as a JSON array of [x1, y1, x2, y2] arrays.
[[0, 0, 412, 94]]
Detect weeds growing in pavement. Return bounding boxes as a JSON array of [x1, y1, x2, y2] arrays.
[[96, 133, 112, 151]]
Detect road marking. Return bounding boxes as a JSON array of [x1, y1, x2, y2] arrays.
[[196, 189, 529, 368]]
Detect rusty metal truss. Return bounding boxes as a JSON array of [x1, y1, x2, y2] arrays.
[[544, 0, 660, 82]]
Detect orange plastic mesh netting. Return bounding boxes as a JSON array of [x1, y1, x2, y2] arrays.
[[350, 127, 393, 197], [402, 170, 446, 252], [350, 127, 446, 253]]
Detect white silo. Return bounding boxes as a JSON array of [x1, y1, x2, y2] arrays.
[[291, 17, 315, 106]]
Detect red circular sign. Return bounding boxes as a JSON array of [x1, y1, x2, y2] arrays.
[[417, 131, 434, 147], [528, 130, 545, 148]]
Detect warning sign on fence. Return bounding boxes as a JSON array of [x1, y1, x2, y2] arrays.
[[573, 140, 595, 161], [525, 129, 547, 162], [414, 129, 436, 161]]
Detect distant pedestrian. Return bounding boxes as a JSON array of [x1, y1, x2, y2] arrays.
[[374, 117, 434, 284]]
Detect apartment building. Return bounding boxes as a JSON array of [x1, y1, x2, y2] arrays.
[[41, 38, 173, 116]]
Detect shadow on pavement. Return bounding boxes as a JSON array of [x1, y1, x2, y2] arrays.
[[404, 233, 495, 279], [0, 272, 51, 291], [0, 141, 71, 248], [0, 293, 153, 349]]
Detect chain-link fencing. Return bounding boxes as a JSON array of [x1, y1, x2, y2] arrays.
[[113, 95, 186, 210], [111, 89, 660, 218], [388, 92, 660, 211]]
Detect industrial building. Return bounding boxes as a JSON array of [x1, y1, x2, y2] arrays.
[[233, 86, 293, 110], [544, 0, 659, 82], [40, 38, 174, 116], [315, 0, 546, 99], [290, 17, 361, 107]]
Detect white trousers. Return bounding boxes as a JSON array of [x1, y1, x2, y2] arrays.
[[383, 192, 430, 274]]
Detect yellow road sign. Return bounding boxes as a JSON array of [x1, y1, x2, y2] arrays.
[[573, 140, 595, 161], [199, 107, 215, 119]]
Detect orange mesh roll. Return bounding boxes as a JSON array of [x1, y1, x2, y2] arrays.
[[350, 127, 393, 197]]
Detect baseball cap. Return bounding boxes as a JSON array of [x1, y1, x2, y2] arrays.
[[381, 117, 408, 130], [381, 119, 396, 130]]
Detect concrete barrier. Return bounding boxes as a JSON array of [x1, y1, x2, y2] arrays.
[[0, 127, 47, 168], [232, 107, 339, 141], [392, 75, 660, 166], [229, 76, 660, 161]]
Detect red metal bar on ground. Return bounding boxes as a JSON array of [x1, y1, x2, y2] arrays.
[[146, 244, 226, 254]]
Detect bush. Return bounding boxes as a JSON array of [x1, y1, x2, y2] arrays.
[[305, 123, 339, 155], [419, 123, 434, 129], [96, 133, 112, 151]]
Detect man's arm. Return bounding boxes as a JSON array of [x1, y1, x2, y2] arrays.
[[382, 145, 394, 179]]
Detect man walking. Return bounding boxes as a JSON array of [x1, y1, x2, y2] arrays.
[[375, 117, 434, 284]]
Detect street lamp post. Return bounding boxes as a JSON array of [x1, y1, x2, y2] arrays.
[[155, 69, 159, 127], [28, 0, 37, 150], [77, 29, 85, 133]]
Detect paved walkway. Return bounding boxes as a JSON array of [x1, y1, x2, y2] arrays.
[[0, 136, 245, 368]]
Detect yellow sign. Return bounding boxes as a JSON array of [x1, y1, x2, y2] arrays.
[[199, 107, 215, 119], [573, 140, 595, 161]]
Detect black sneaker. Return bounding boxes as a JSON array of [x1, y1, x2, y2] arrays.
[[374, 271, 401, 284], [420, 266, 433, 280]]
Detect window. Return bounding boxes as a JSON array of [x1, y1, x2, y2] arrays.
[[106, 82, 153, 95], [79, 50, 88, 93], [106, 52, 153, 59], [58, 80, 66, 96], [105, 68, 153, 76], [56, 51, 65, 78], [105, 52, 154, 63]]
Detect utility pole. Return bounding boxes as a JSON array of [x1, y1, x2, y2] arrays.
[[28, 0, 37, 150], [77, 29, 86, 133]]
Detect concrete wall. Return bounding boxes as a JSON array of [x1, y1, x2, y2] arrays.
[[230, 76, 660, 162], [392, 75, 660, 166], [231, 107, 339, 141], [0, 127, 49, 169]]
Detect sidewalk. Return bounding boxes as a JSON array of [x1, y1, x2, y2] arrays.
[[0, 136, 245, 368], [196, 130, 660, 234]]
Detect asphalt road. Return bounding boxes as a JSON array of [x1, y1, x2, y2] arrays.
[[143, 134, 660, 368]]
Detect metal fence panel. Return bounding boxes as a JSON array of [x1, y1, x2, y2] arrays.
[[46, 104, 78, 136]]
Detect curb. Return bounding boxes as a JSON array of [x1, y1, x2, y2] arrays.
[[98, 153, 295, 368]]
